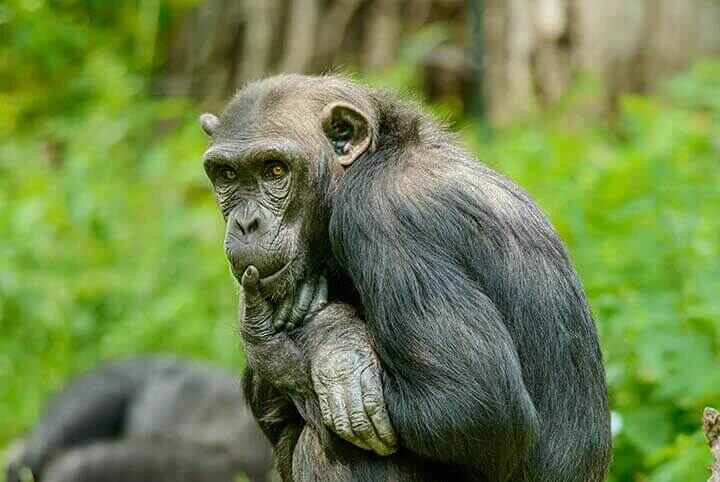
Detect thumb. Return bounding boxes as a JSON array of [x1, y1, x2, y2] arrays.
[[240, 266, 274, 341]]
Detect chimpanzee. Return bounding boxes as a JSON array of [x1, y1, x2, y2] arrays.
[[5, 356, 273, 482], [200, 74, 612, 482]]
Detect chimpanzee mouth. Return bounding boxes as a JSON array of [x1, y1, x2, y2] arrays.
[[230, 253, 297, 288], [258, 258, 295, 288]]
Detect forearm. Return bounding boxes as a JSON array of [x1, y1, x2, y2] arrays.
[[239, 271, 313, 396], [304, 301, 537, 462], [374, 302, 540, 472], [294, 303, 398, 455], [243, 332, 312, 396], [294, 303, 372, 361], [240, 267, 396, 456], [242, 367, 304, 482]]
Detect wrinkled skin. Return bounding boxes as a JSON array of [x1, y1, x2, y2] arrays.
[[202, 74, 611, 482], [239, 267, 397, 456], [200, 83, 398, 467]]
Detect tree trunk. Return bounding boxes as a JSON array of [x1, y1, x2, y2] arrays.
[[238, 0, 280, 87], [483, 0, 720, 124], [705, 408, 720, 482], [363, 0, 403, 71], [279, 0, 320, 74], [161, 0, 720, 121]]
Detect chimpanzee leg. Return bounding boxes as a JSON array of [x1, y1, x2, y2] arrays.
[[292, 425, 456, 482]]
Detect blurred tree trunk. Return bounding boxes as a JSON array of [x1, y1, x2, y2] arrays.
[[279, 0, 320, 73], [363, 0, 403, 71], [706, 408, 720, 482], [238, 0, 280, 89], [160, 0, 720, 122], [160, 0, 465, 109], [483, 0, 720, 124]]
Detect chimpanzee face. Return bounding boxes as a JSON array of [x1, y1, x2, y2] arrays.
[[200, 76, 374, 299], [203, 142, 301, 289]]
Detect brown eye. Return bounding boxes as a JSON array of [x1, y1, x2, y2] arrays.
[[264, 161, 288, 180], [221, 169, 237, 181]]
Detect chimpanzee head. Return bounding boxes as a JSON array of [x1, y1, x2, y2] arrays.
[[200, 75, 376, 299]]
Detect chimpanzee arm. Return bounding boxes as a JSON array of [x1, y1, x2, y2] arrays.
[[335, 268, 539, 478], [295, 303, 398, 456], [300, 293, 538, 481], [242, 366, 304, 482], [238, 267, 397, 457], [238, 266, 314, 396], [330, 178, 541, 480], [387, 289, 538, 475]]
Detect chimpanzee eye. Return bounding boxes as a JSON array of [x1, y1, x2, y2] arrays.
[[263, 161, 288, 180], [221, 169, 237, 181]]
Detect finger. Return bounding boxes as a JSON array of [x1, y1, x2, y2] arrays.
[[309, 276, 328, 315], [273, 295, 293, 331], [241, 266, 270, 314], [312, 372, 339, 436], [361, 368, 398, 452], [328, 386, 371, 451], [346, 373, 394, 455], [304, 276, 328, 325], [240, 266, 274, 338], [288, 279, 317, 329], [316, 386, 333, 429], [241, 265, 261, 298]]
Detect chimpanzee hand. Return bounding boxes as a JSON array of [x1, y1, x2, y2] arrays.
[[240, 266, 312, 394], [239, 266, 276, 342], [242, 270, 397, 456], [309, 305, 398, 456], [272, 276, 328, 332]]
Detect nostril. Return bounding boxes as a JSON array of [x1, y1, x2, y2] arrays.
[[234, 216, 260, 237], [246, 218, 259, 234], [234, 217, 247, 236]]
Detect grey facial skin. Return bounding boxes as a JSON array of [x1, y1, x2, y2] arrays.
[[202, 74, 611, 482], [201, 81, 399, 469]]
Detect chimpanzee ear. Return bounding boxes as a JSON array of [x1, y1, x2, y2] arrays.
[[199, 113, 220, 137], [321, 102, 371, 168]]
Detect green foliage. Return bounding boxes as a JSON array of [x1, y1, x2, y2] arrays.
[[1, 2, 719, 480], [0, 0, 238, 454]]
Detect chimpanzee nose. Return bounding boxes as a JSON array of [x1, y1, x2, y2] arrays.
[[234, 207, 261, 237]]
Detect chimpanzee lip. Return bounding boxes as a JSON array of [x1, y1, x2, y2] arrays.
[[258, 257, 296, 288]]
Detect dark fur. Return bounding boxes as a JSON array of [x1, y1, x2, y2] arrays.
[[329, 93, 611, 481], [208, 74, 611, 481], [6, 356, 273, 482]]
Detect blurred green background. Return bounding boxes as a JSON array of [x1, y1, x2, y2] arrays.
[[1, 1, 719, 481]]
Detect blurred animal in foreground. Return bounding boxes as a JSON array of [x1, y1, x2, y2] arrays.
[[5, 356, 273, 482]]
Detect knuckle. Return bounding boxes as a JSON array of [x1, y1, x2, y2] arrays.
[[318, 405, 333, 425], [321, 414, 333, 427], [313, 363, 350, 383], [362, 394, 383, 414], [314, 386, 329, 400], [334, 421, 353, 438], [379, 429, 398, 445], [350, 414, 373, 433]]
